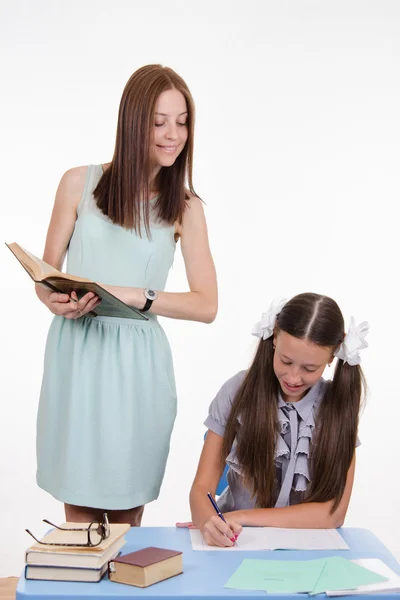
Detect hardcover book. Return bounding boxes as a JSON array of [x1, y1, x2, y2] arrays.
[[25, 555, 119, 582], [25, 535, 126, 569], [6, 242, 148, 320], [26, 522, 130, 554], [108, 547, 183, 588]]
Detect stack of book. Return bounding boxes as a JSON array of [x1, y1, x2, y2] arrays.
[[24, 522, 130, 582]]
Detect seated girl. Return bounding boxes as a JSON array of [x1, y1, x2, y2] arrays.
[[189, 293, 369, 547]]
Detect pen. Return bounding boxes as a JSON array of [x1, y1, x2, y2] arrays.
[[207, 492, 237, 546]]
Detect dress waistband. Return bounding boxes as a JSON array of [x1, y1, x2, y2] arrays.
[[85, 314, 160, 327]]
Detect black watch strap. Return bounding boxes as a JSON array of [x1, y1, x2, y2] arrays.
[[141, 298, 153, 312]]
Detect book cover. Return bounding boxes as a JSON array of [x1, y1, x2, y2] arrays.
[[109, 547, 183, 588], [25, 535, 126, 568], [6, 242, 148, 320], [25, 551, 120, 582], [26, 522, 130, 554]]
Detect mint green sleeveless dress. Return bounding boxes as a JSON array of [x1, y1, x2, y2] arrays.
[[36, 165, 177, 509]]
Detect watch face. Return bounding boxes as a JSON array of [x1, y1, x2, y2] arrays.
[[145, 289, 157, 300]]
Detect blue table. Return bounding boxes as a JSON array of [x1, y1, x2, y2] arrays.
[[16, 527, 400, 600]]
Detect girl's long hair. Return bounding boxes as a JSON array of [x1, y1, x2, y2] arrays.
[[222, 293, 365, 511], [94, 64, 196, 235]]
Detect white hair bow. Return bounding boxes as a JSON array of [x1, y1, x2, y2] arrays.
[[251, 297, 287, 340], [334, 317, 370, 366]]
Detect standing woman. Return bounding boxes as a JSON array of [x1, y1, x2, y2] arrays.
[[35, 65, 217, 526]]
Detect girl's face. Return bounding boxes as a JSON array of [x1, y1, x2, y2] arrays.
[[151, 88, 188, 170], [273, 331, 334, 402]]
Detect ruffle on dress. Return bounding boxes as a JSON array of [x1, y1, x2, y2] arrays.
[[274, 406, 314, 494]]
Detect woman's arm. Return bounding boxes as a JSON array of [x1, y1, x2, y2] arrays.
[[224, 454, 356, 529], [36, 166, 100, 318], [101, 196, 218, 323], [190, 431, 242, 546]]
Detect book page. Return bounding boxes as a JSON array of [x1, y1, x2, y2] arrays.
[[22, 248, 60, 278], [265, 528, 349, 551], [190, 528, 269, 551]]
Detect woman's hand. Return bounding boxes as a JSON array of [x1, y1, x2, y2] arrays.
[[200, 515, 242, 547], [44, 290, 100, 319]]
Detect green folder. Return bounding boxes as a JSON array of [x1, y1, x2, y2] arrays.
[[224, 557, 388, 594], [310, 556, 388, 595]]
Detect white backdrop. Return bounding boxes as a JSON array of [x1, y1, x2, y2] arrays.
[[1, 0, 399, 577]]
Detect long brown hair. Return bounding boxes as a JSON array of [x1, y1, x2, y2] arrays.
[[94, 64, 197, 234], [222, 293, 365, 511]]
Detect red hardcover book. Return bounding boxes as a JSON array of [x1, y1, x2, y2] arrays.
[[108, 547, 183, 588]]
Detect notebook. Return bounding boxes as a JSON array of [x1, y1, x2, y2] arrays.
[[190, 527, 349, 551]]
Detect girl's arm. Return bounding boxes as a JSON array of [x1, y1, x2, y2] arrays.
[[36, 167, 100, 318], [190, 431, 242, 547], [101, 196, 218, 323], [225, 455, 356, 529]]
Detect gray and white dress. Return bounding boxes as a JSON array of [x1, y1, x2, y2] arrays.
[[204, 371, 336, 511]]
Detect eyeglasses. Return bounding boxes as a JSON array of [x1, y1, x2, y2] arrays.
[[25, 512, 110, 548]]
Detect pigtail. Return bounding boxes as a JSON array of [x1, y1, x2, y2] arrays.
[[306, 359, 365, 511], [222, 337, 279, 508]]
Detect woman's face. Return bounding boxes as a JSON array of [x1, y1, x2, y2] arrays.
[[151, 88, 188, 170], [273, 331, 333, 402]]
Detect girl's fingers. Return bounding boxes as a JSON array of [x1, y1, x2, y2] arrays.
[[230, 522, 243, 536], [175, 522, 197, 529], [212, 516, 236, 539], [204, 528, 234, 547], [204, 519, 235, 547]]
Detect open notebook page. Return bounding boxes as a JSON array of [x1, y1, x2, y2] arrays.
[[190, 527, 349, 551]]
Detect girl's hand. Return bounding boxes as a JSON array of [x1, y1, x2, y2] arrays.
[[46, 290, 100, 319], [175, 522, 198, 529], [201, 515, 242, 547]]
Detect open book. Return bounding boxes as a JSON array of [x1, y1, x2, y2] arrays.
[[6, 242, 147, 320]]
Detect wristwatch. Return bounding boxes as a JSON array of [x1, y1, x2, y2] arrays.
[[142, 288, 158, 312]]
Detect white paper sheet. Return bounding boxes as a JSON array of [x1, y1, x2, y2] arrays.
[[326, 558, 400, 595], [190, 527, 349, 551]]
